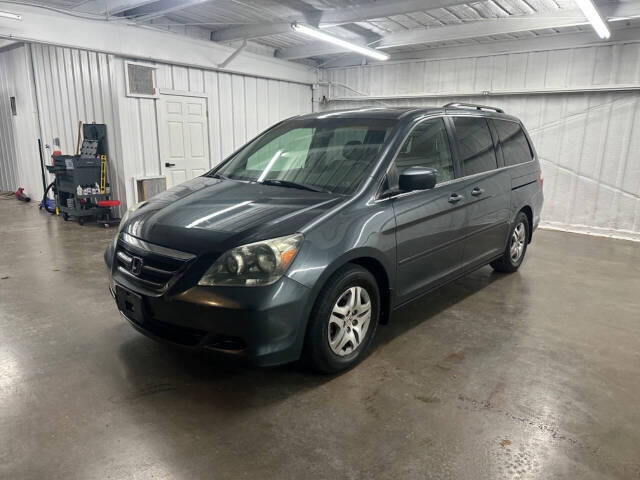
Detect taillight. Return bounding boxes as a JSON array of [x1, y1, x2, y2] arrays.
[[539, 173, 544, 188]]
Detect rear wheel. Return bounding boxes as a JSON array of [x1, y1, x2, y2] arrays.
[[491, 211, 529, 273], [303, 264, 380, 373]]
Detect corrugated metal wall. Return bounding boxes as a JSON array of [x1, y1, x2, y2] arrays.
[[321, 43, 640, 98], [320, 43, 640, 241], [0, 45, 40, 198], [0, 48, 20, 192], [30, 43, 126, 207], [107, 59, 312, 207], [26, 44, 312, 210]]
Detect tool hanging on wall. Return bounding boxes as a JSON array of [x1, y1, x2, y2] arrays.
[[75, 121, 83, 155], [100, 154, 107, 194]]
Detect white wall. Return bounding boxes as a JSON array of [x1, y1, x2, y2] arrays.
[[0, 47, 19, 192], [0, 45, 41, 198], [114, 60, 312, 207], [0, 2, 316, 85], [17, 43, 313, 211], [320, 42, 640, 241], [29, 43, 126, 208]]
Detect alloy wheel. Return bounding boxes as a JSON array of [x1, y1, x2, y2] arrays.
[[328, 286, 372, 356], [510, 222, 526, 263]]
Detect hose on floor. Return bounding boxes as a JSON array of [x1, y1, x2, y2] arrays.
[[41, 181, 57, 214]]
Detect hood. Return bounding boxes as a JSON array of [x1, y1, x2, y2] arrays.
[[124, 177, 343, 255]]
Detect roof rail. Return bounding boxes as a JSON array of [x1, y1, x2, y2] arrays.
[[443, 102, 504, 114]]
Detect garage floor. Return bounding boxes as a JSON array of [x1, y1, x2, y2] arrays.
[[1, 201, 639, 480]]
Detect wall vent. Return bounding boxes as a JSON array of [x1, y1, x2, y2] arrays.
[[125, 61, 158, 98]]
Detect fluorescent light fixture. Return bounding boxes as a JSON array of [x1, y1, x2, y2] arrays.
[[574, 0, 610, 39], [291, 23, 389, 61], [0, 11, 22, 20]]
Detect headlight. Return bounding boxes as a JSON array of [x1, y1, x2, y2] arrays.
[[117, 201, 146, 233], [198, 233, 303, 287]]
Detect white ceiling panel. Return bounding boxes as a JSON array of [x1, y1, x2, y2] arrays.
[[6, 0, 640, 64]]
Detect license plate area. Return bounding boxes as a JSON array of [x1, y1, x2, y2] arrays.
[[116, 285, 146, 324]]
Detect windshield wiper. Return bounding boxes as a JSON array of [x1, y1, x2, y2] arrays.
[[210, 172, 228, 180], [260, 179, 325, 193]]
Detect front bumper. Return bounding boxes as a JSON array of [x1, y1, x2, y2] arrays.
[[106, 242, 314, 366]]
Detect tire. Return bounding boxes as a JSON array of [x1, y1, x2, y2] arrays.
[[303, 264, 380, 374], [491, 211, 529, 273], [62, 213, 69, 221], [78, 217, 85, 226]]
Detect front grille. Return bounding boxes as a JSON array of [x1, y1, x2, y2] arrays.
[[115, 232, 196, 293]]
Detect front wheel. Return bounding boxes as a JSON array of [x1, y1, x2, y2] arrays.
[[491, 212, 529, 273], [303, 264, 380, 373]]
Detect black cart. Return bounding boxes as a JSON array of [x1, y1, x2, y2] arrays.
[[45, 124, 116, 225]]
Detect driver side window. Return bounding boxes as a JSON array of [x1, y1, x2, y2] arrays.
[[394, 118, 454, 185]]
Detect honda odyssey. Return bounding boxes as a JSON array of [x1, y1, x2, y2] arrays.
[[105, 103, 543, 373]]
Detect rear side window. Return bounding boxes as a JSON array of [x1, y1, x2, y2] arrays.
[[395, 118, 454, 184], [493, 119, 533, 166], [452, 117, 497, 176]]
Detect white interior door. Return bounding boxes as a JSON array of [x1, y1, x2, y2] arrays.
[[159, 94, 210, 188]]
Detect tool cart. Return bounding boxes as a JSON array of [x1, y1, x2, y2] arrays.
[[46, 124, 119, 226]]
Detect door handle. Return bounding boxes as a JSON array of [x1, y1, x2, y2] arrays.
[[448, 193, 463, 204], [165, 162, 175, 167], [471, 187, 484, 197]]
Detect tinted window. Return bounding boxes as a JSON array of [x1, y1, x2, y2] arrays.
[[215, 119, 393, 195], [246, 128, 313, 171], [493, 119, 533, 166], [452, 117, 497, 176], [395, 118, 454, 184]]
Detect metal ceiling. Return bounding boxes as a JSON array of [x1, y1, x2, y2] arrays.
[[5, 0, 639, 64], [165, 0, 577, 50]]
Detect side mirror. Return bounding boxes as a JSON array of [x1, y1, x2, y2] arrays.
[[398, 166, 438, 191]]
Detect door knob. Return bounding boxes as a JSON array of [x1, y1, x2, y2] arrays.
[[448, 193, 463, 204], [471, 187, 484, 196], [165, 162, 175, 167]]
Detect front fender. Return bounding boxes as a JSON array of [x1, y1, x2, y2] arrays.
[[286, 200, 396, 311]]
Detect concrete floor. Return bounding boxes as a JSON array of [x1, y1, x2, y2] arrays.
[[1, 200, 639, 480]]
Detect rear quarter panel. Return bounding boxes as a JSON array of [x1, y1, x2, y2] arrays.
[[498, 119, 544, 234], [508, 160, 543, 235]]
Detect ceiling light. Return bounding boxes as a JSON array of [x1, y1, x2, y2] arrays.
[[0, 11, 22, 20], [291, 23, 389, 61], [574, 0, 610, 39]]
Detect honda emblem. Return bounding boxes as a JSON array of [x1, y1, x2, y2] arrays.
[[130, 256, 143, 276]]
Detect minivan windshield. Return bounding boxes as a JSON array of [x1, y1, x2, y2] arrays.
[[210, 118, 395, 195]]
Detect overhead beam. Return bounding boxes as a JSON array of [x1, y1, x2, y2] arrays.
[[72, 0, 157, 16], [212, 0, 471, 42], [0, 38, 17, 50], [277, 39, 373, 60], [276, 2, 640, 60], [117, 0, 206, 22], [377, 9, 589, 49], [320, 0, 467, 26], [321, 25, 640, 68], [212, 22, 292, 42], [0, 3, 315, 84]]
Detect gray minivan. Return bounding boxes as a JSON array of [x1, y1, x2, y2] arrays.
[[105, 103, 543, 373]]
